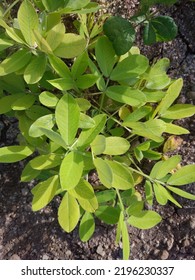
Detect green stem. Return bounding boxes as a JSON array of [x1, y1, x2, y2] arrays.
[[3, 0, 20, 18], [116, 189, 125, 212]]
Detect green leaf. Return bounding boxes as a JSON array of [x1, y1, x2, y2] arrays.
[[0, 145, 34, 163], [143, 22, 156, 45], [33, 30, 53, 53], [124, 106, 152, 122], [144, 180, 153, 206], [161, 104, 195, 119], [110, 54, 149, 81], [53, 33, 86, 58], [24, 54, 47, 84], [21, 161, 41, 182], [164, 123, 189, 135], [66, 0, 90, 10], [124, 119, 166, 142], [95, 205, 120, 224], [0, 94, 24, 114], [167, 165, 195, 186], [0, 35, 13, 51], [39, 91, 59, 108], [31, 175, 58, 211], [18, 0, 39, 46], [127, 195, 144, 215], [0, 49, 32, 76], [46, 22, 66, 51], [155, 78, 183, 116], [30, 154, 62, 170], [79, 212, 95, 242], [96, 190, 116, 204], [151, 155, 181, 179], [142, 150, 162, 160], [146, 58, 171, 90], [76, 74, 98, 89], [106, 86, 146, 107], [48, 54, 72, 78], [91, 135, 130, 156], [38, 128, 67, 149], [76, 98, 91, 111], [77, 196, 98, 213], [29, 114, 55, 137], [128, 210, 162, 229], [153, 182, 168, 205], [42, 0, 65, 11], [79, 113, 95, 129], [167, 186, 195, 201], [0, 19, 26, 44], [88, 58, 106, 91], [95, 36, 115, 77], [58, 192, 80, 233], [77, 114, 107, 149], [144, 90, 166, 102], [69, 179, 95, 200], [60, 151, 84, 190], [11, 94, 36, 110], [93, 158, 112, 189], [71, 51, 88, 78], [121, 219, 130, 260], [55, 94, 80, 145], [106, 160, 134, 190], [48, 78, 74, 91], [26, 105, 51, 120], [103, 16, 135, 55]]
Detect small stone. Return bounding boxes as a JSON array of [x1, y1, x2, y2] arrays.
[[167, 237, 174, 250], [21, 188, 29, 196], [161, 250, 169, 260], [190, 218, 195, 229], [183, 239, 190, 247], [9, 254, 21, 260], [96, 245, 105, 257], [42, 254, 49, 260], [66, 250, 72, 257]]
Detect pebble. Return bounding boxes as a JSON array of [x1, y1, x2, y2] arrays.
[[21, 188, 29, 196], [42, 254, 49, 260], [167, 237, 174, 250], [96, 245, 105, 257], [160, 250, 169, 260], [190, 218, 195, 229], [9, 254, 21, 260]]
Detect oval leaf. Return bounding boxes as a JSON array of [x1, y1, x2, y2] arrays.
[[0, 145, 34, 163], [79, 212, 95, 242], [167, 165, 195, 186], [95, 205, 120, 224]]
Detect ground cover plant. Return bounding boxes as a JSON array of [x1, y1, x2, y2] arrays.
[[0, 0, 195, 259]]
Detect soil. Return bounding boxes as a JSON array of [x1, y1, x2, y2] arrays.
[[0, 0, 195, 260]]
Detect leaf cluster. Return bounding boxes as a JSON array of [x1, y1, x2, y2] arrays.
[[0, 0, 194, 260]]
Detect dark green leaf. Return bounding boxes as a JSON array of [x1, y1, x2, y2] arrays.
[[95, 205, 120, 224]]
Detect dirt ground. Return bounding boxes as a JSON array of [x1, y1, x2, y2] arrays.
[[0, 0, 195, 260]]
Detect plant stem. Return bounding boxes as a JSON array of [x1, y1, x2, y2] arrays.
[[3, 0, 20, 18], [116, 189, 125, 212]]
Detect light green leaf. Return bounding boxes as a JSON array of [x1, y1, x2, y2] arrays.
[[124, 106, 152, 122], [48, 54, 72, 78], [77, 114, 107, 149], [153, 182, 168, 205], [77, 196, 98, 213], [30, 154, 62, 170], [24, 54, 47, 84], [29, 114, 55, 137], [106, 86, 146, 107], [39, 128, 67, 149], [0, 35, 13, 51], [96, 190, 116, 204], [0, 93, 24, 114], [0, 49, 32, 76], [0, 145, 34, 163], [88, 58, 106, 91], [31, 175, 58, 211], [95, 206, 120, 224], [26, 105, 51, 120], [128, 210, 162, 229], [127, 195, 144, 215], [76, 98, 91, 111], [121, 219, 130, 260], [161, 104, 195, 119], [55, 94, 80, 145], [79, 113, 95, 129], [48, 77, 74, 91], [58, 192, 80, 232], [33, 30, 53, 53], [46, 22, 66, 51], [164, 123, 189, 135], [11, 94, 36, 110], [69, 179, 95, 200], [144, 180, 153, 206], [79, 212, 95, 242], [110, 54, 149, 81], [167, 165, 195, 186], [151, 155, 181, 179], [95, 36, 116, 77], [144, 90, 166, 102], [60, 151, 84, 190], [124, 119, 166, 142], [18, 0, 39, 46], [21, 161, 41, 182], [155, 78, 183, 116], [53, 33, 86, 58], [93, 158, 112, 189], [167, 186, 195, 200], [39, 91, 59, 108], [146, 58, 171, 90], [71, 51, 88, 78], [90, 135, 106, 155], [106, 160, 134, 190]]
